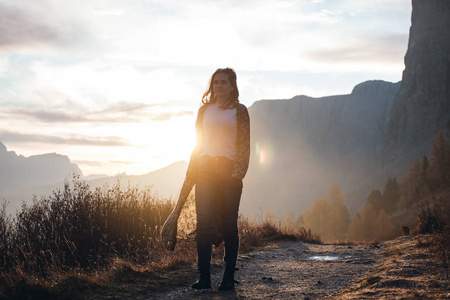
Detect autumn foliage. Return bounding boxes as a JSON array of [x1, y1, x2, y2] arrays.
[[286, 130, 450, 242]]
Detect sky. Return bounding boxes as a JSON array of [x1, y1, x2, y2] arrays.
[[0, 0, 412, 177]]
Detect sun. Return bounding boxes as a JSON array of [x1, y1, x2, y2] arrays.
[[130, 114, 196, 172]]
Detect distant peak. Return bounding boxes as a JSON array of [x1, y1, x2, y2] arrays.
[[351, 80, 400, 95], [0, 141, 6, 152]]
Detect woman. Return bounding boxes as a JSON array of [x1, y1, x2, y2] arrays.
[[187, 68, 250, 290]]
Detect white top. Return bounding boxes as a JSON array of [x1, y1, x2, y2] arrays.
[[200, 102, 237, 160]]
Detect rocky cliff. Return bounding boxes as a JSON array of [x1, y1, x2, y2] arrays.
[[384, 0, 450, 164], [241, 0, 450, 218], [241, 81, 400, 217]]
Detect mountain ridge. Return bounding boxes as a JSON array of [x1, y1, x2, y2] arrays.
[[0, 142, 82, 195], [241, 80, 401, 217]]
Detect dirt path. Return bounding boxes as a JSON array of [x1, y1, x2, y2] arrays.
[[145, 241, 383, 299], [329, 235, 450, 299]]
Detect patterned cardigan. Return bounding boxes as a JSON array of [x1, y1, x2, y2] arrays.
[[187, 102, 251, 181], [161, 103, 250, 250]]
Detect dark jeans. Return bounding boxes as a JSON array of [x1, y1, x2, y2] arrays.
[[195, 156, 243, 265]]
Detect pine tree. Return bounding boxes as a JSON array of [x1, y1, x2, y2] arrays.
[[381, 177, 401, 214], [430, 130, 450, 184], [399, 159, 423, 209], [349, 213, 364, 241], [280, 211, 295, 231], [302, 198, 329, 239], [302, 183, 351, 241], [375, 209, 393, 241], [422, 155, 429, 182], [367, 189, 383, 212], [359, 203, 378, 241], [325, 183, 350, 241]]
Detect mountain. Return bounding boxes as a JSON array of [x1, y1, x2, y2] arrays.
[[0, 155, 187, 214], [383, 0, 450, 164], [85, 161, 188, 200], [240, 0, 450, 218], [0, 142, 82, 195], [241, 80, 400, 217]]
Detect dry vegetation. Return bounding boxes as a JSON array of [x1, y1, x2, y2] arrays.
[[328, 234, 450, 299], [0, 133, 448, 299], [274, 130, 450, 244], [327, 184, 450, 299], [0, 178, 319, 300]]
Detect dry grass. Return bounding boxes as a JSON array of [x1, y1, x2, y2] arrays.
[[239, 220, 321, 252], [328, 235, 450, 299], [0, 177, 319, 300], [414, 187, 450, 279], [0, 177, 176, 299]]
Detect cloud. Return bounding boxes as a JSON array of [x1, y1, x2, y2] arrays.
[[305, 33, 408, 65], [150, 110, 194, 122], [1, 103, 193, 124], [0, 130, 129, 147], [74, 159, 133, 166], [72, 160, 104, 167], [4, 108, 90, 123], [0, 3, 58, 49], [0, 1, 92, 52]]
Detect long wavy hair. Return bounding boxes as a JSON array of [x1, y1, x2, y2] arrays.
[[201, 68, 240, 109]]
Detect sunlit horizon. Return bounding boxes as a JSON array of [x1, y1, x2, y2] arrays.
[[0, 0, 412, 176]]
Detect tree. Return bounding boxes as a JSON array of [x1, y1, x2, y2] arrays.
[[375, 209, 393, 241], [325, 183, 350, 241], [349, 213, 364, 241], [359, 203, 378, 241], [301, 198, 329, 239], [301, 183, 350, 241], [430, 130, 450, 184], [367, 190, 383, 212], [381, 177, 400, 214], [399, 159, 423, 209], [422, 155, 429, 182], [280, 211, 295, 231]]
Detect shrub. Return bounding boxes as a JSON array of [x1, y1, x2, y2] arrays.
[[1, 177, 174, 274], [415, 193, 447, 234]]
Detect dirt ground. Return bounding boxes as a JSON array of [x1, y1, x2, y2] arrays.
[[86, 235, 449, 300], [145, 240, 383, 299]]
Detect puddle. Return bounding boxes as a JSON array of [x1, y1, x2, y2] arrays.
[[308, 255, 341, 261]]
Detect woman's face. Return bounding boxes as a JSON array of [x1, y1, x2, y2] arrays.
[[213, 73, 233, 99]]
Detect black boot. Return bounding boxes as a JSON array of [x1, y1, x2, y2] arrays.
[[218, 263, 236, 290], [191, 262, 211, 289]]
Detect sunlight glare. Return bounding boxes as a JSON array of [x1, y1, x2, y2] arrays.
[[256, 143, 272, 167]]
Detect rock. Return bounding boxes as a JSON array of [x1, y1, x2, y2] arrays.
[[240, 0, 450, 217], [384, 0, 450, 164], [244, 80, 400, 216]]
